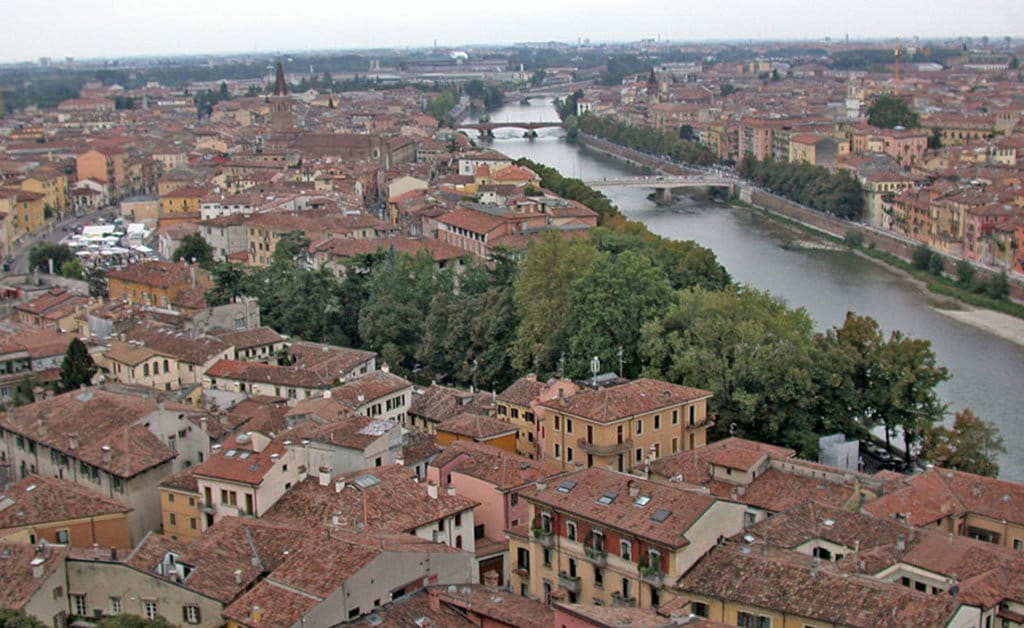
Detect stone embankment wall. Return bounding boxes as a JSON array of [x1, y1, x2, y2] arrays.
[[578, 133, 1024, 301]]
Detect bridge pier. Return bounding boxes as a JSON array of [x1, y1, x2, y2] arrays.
[[654, 188, 674, 205]]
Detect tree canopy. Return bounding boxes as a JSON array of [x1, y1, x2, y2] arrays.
[[172, 233, 214, 268], [28, 242, 73, 274], [59, 337, 97, 392], [921, 409, 1006, 477], [867, 95, 920, 129], [738, 155, 864, 220]]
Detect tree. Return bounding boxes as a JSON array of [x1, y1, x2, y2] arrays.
[[640, 287, 820, 454], [561, 250, 674, 379], [84, 265, 108, 298], [921, 409, 1005, 477], [59, 338, 97, 392], [28, 242, 73, 274], [867, 95, 920, 129], [928, 127, 943, 149], [219, 81, 229, 100], [511, 233, 596, 374], [60, 259, 84, 280], [0, 608, 47, 628], [955, 259, 975, 286], [172, 233, 214, 268]]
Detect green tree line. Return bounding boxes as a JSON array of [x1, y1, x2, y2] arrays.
[[576, 114, 718, 166], [738, 155, 864, 220], [199, 176, 999, 475]]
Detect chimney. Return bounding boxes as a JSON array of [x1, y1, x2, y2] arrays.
[[68, 432, 79, 451], [381, 362, 390, 374], [233, 569, 242, 584], [427, 481, 438, 499], [36, 419, 46, 438], [395, 456, 404, 466], [318, 466, 332, 487], [251, 605, 262, 623], [535, 479, 547, 491], [30, 557, 45, 579], [332, 512, 341, 526], [428, 588, 441, 611], [200, 417, 208, 432], [627, 480, 639, 498], [357, 393, 365, 404], [323, 389, 332, 399], [446, 485, 456, 497], [101, 445, 112, 464], [334, 480, 345, 493]]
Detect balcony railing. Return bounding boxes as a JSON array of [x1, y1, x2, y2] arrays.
[[577, 437, 633, 457], [639, 565, 665, 587], [611, 591, 637, 608], [532, 528, 555, 548], [198, 501, 216, 515], [583, 546, 608, 566], [558, 572, 582, 594]]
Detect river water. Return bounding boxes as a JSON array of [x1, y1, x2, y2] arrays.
[[473, 100, 1024, 482]]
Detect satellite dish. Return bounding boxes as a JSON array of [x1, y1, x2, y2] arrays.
[[447, 585, 457, 595]]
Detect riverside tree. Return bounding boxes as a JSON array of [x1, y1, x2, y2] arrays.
[[921, 409, 1006, 477]]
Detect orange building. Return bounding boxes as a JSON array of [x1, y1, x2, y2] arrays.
[[0, 474, 131, 551], [107, 260, 212, 308], [435, 413, 518, 453], [76, 146, 128, 201], [158, 468, 202, 541]]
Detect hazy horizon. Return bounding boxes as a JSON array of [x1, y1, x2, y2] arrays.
[[4, 0, 1023, 64]]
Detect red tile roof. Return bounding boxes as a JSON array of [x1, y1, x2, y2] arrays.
[[0, 542, 68, 611], [538, 378, 712, 423], [0, 474, 131, 529]]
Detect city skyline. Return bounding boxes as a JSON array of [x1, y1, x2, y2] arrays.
[[4, 0, 1023, 63]]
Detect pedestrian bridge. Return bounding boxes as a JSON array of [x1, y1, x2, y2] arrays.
[[460, 121, 563, 132]]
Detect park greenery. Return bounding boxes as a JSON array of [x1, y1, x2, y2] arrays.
[[737, 155, 865, 220], [202, 172, 1000, 471], [576, 114, 719, 166], [866, 94, 921, 130]]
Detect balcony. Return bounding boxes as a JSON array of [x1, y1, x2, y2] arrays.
[[583, 546, 607, 566], [514, 564, 530, 578], [639, 565, 665, 587], [532, 528, 555, 548], [198, 501, 216, 515], [611, 591, 637, 608], [558, 572, 582, 594], [577, 437, 633, 457]]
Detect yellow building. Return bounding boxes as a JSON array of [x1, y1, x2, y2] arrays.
[[537, 378, 712, 473], [507, 467, 745, 609], [160, 185, 206, 216], [497, 375, 577, 459], [0, 190, 46, 237], [15, 168, 69, 217], [158, 468, 202, 541]]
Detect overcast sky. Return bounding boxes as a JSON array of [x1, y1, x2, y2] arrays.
[[4, 0, 1023, 62]]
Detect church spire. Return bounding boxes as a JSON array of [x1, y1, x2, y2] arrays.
[[274, 58, 288, 96]]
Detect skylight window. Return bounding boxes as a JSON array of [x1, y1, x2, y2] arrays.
[[597, 491, 618, 505], [634, 495, 652, 507], [238, 451, 251, 460], [248, 464, 260, 472], [650, 509, 671, 524], [353, 474, 381, 490], [557, 479, 578, 494], [225, 449, 237, 458]]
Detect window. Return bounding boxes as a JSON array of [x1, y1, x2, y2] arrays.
[[168, 493, 175, 503], [594, 565, 604, 587], [554, 416, 561, 431], [689, 405, 696, 426], [635, 419, 643, 435], [566, 419, 573, 434], [566, 521, 577, 542], [511, 408, 519, 419], [110, 597, 122, 615], [183, 605, 201, 624], [190, 518, 197, 530], [1014, 539, 1023, 551], [654, 414, 661, 430], [56, 529, 69, 544], [168, 513, 177, 526], [71, 594, 87, 616], [566, 447, 574, 463], [672, 437, 679, 454], [672, 409, 679, 425], [497, 405, 507, 416], [510, 493, 519, 507], [737, 611, 771, 628], [554, 444, 561, 460], [635, 448, 643, 464], [543, 547, 552, 567], [620, 540, 632, 561], [691, 601, 708, 617], [144, 601, 158, 620], [455, 513, 462, 527], [112, 477, 124, 494], [621, 577, 632, 599]]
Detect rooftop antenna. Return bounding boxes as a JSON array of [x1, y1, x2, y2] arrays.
[[557, 352, 565, 379], [617, 346, 624, 377], [590, 356, 600, 388]]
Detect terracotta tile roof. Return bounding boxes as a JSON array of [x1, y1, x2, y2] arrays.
[[349, 589, 475, 627], [283, 396, 353, 423], [0, 542, 69, 611], [538, 378, 712, 423], [742, 501, 908, 553], [737, 468, 858, 512], [192, 432, 286, 486], [14, 287, 88, 317], [430, 440, 562, 490], [219, 578, 319, 627], [159, 467, 199, 493], [223, 396, 290, 434], [0, 388, 176, 478], [104, 339, 166, 366], [107, 260, 201, 289], [287, 341, 376, 377], [524, 467, 721, 548], [312, 235, 466, 262], [496, 375, 546, 406], [436, 413, 518, 440], [678, 544, 960, 627], [648, 437, 795, 484], [210, 326, 286, 351], [330, 370, 413, 406], [0, 474, 131, 529], [288, 415, 398, 451], [125, 322, 231, 365], [205, 359, 332, 389], [402, 430, 441, 466], [263, 464, 477, 533], [554, 602, 688, 627], [435, 583, 553, 628], [409, 384, 494, 426]]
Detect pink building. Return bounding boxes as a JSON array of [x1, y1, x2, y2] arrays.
[[427, 440, 563, 586]]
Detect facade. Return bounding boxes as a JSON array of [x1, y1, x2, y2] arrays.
[[537, 378, 713, 473], [159, 468, 202, 541], [497, 375, 578, 459], [107, 261, 212, 309]]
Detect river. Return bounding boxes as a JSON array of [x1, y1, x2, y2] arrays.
[[472, 100, 1024, 482]]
